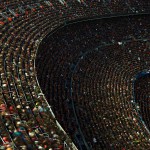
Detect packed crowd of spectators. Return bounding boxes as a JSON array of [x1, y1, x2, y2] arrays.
[[36, 15, 150, 149], [134, 73, 150, 134], [0, 0, 150, 25], [0, 0, 150, 150]]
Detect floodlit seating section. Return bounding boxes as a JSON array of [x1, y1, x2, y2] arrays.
[[0, 0, 150, 149], [36, 15, 150, 149]]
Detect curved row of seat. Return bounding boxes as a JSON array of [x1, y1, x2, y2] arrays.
[[0, 1, 90, 149], [0, 0, 150, 150], [0, 0, 150, 25], [36, 15, 150, 149], [134, 74, 150, 135]]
